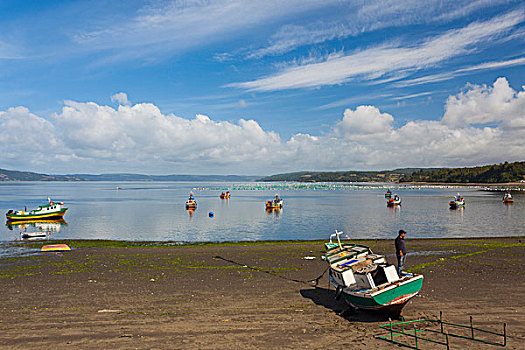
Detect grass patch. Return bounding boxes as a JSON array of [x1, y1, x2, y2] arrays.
[[437, 242, 525, 249], [408, 244, 524, 272]]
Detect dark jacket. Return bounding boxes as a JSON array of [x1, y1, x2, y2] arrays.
[[395, 236, 406, 257]]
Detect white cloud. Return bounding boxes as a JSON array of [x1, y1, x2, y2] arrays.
[[229, 11, 524, 91], [391, 92, 433, 101], [51, 100, 281, 166], [457, 56, 525, 73], [247, 0, 514, 59], [0, 107, 67, 168], [334, 106, 393, 140], [110, 92, 130, 106], [442, 77, 525, 128], [397, 56, 525, 87], [0, 77, 523, 174], [248, 23, 352, 59], [71, 0, 339, 63]]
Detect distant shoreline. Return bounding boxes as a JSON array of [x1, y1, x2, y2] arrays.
[[398, 181, 525, 187], [0, 179, 524, 186]]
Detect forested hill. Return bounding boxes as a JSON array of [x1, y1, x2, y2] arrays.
[[0, 169, 258, 182], [400, 161, 525, 183], [259, 168, 429, 182], [0, 169, 83, 181]]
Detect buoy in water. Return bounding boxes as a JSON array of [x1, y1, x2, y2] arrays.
[[209, 212, 214, 218]]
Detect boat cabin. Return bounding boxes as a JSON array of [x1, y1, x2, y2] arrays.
[[326, 243, 400, 289]]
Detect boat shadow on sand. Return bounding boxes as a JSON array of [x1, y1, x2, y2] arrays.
[[300, 287, 394, 322]]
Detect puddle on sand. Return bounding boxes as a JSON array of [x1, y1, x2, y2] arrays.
[[409, 250, 458, 256], [0, 242, 41, 260]]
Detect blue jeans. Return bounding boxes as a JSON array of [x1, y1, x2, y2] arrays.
[[397, 254, 406, 275]]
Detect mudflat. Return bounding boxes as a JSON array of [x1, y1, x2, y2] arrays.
[[0, 237, 523, 349]]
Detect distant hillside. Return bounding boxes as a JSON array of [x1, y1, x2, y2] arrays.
[[259, 168, 432, 182], [0, 168, 83, 181], [0, 169, 258, 182], [71, 173, 259, 182], [400, 161, 525, 183]]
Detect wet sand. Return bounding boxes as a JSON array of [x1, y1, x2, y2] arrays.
[[0, 237, 523, 349]]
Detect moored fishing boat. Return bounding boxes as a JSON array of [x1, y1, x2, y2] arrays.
[[266, 195, 283, 209], [220, 191, 231, 199], [449, 194, 465, 209], [186, 193, 197, 210], [6, 199, 68, 222], [502, 192, 514, 203], [20, 231, 47, 239], [325, 231, 423, 317], [386, 194, 401, 206]]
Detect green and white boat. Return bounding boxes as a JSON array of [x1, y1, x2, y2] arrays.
[[6, 198, 68, 222], [325, 231, 423, 317]]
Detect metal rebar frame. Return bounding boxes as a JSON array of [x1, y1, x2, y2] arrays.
[[377, 312, 506, 349]]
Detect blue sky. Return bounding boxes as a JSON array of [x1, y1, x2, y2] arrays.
[[0, 0, 524, 175]]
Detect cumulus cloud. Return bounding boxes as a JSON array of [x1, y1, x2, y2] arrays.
[[0, 107, 67, 168], [334, 106, 393, 140], [110, 92, 130, 106], [0, 77, 523, 174], [51, 100, 281, 166], [442, 77, 525, 129]]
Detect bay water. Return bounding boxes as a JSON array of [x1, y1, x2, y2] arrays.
[[0, 182, 523, 256]]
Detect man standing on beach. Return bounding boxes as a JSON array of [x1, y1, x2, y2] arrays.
[[395, 230, 407, 275]]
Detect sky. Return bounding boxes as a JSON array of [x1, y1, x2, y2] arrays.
[[0, 0, 524, 175]]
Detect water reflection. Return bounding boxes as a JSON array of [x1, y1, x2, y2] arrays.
[[6, 219, 67, 241], [6, 219, 67, 232], [266, 208, 282, 217], [449, 206, 465, 218], [387, 205, 401, 213]]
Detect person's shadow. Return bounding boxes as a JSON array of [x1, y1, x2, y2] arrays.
[[300, 287, 393, 322]]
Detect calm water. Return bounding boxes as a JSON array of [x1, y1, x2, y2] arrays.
[[0, 182, 523, 252]]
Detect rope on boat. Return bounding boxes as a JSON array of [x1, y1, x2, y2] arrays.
[[213, 255, 328, 286]]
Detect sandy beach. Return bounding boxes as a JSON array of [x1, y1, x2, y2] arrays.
[[0, 237, 523, 349]]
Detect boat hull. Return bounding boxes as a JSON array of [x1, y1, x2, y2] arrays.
[[332, 274, 423, 313], [449, 201, 465, 209], [6, 208, 68, 222]]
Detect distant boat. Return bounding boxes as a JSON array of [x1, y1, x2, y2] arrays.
[[503, 193, 514, 203], [385, 190, 392, 199], [325, 231, 423, 318], [220, 191, 231, 199], [386, 194, 401, 206], [6, 199, 68, 222], [266, 195, 283, 209], [186, 194, 197, 210], [449, 194, 465, 209], [20, 232, 47, 239]]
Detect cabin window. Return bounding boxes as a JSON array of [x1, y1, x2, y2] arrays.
[[371, 267, 388, 286]]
